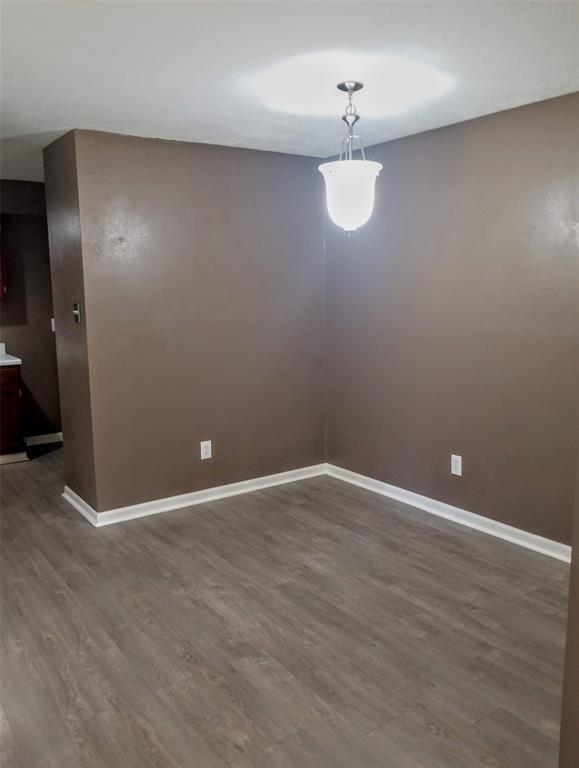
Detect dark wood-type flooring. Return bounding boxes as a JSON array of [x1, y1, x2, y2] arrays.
[[1, 449, 569, 767]]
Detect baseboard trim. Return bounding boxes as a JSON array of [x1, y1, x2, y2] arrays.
[[62, 486, 99, 526], [0, 451, 29, 465], [61, 460, 571, 562], [325, 464, 571, 563], [63, 463, 327, 528], [26, 432, 63, 446]]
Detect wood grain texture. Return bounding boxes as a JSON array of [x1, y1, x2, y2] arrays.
[[1, 449, 569, 767], [559, 457, 579, 767]]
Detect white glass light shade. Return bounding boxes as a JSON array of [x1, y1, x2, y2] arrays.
[[319, 160, 382, 232]]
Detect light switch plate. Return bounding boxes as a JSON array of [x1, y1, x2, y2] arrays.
[[200, 440, 212, 460]]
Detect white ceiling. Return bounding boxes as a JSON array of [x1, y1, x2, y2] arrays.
[[1, 1, 578, 181]]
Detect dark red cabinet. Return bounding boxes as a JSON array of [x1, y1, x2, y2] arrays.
[[0, 365, 24, 455]]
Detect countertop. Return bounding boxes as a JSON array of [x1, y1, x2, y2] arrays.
[[0, 344, 22, 366]]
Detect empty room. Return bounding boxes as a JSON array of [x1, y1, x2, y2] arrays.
[[1, 2, 578, 767]]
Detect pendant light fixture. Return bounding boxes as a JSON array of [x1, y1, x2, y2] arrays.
[[319, 81, 382, 233]]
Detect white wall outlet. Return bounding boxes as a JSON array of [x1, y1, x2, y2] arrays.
[[451, 454, 463, 476], [200, 440, 212, 460], [51, 317, 56, 332]]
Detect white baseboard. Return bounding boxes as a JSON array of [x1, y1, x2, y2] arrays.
[[63, 463, 327, 528], [61, 460, 571, 563], [26, 432, 63, 446], [325, 464, 571, 563], [0, 451, 28, 465], [63, 486, 99, 526]]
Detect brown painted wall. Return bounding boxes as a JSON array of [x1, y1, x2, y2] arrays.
[[1, 181, 61, 436], [44, 134, 97, 507], [52, 130, 325, 512], [326, 94, 579, 544], [44, 96, 578, 538], [560, 457, 579, 767]]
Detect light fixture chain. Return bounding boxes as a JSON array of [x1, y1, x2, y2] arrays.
[[339, 82, 363, 160], [345, 89, 356, 117]]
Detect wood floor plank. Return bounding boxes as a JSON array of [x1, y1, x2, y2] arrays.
[[0, 448, 568, 767]]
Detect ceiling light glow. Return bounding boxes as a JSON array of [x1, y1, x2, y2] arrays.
[[246, 50, 453, 118]]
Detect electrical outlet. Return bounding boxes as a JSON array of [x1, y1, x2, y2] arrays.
[[451, 454, 462, 476], [200, 440, 212, 460]]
